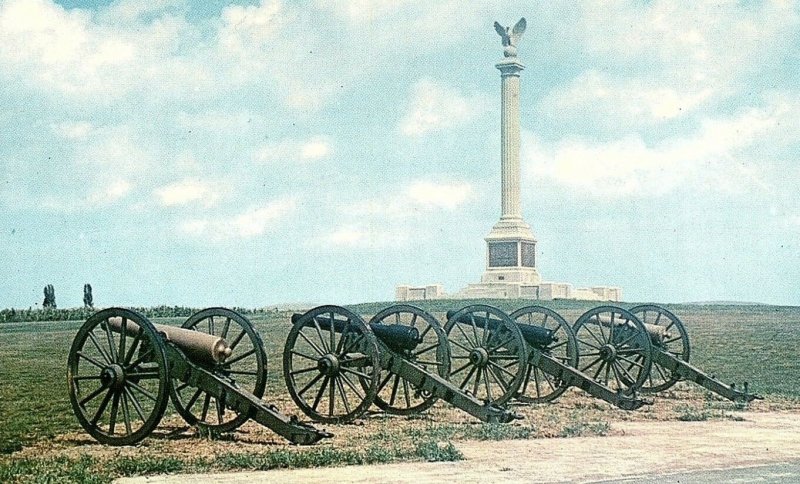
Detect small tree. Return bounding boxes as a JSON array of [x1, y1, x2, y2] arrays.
[[83, 283, 94, 309], [43, 284, 56, 309]]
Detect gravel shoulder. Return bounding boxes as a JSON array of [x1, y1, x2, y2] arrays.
[[117, 411, 800, 483]]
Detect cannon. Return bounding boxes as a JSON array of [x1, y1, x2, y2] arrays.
[[67, 307, 331, 445], [629, 304, 761, 402], [283, 304, 519, 424], [446, 305, 648, 410]]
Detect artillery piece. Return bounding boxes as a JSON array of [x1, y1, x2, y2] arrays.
[[629, 304, 760, 402], [570, 304, 760, 403], [283, 304, 520, 424], [446, 305, 648, 410], [67, 307, 331, 446]]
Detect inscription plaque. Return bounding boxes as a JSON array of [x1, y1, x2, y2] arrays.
[[488, 241, 518, 267], [521, 242, 536, 267]]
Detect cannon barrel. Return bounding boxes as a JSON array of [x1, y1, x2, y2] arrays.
[[445, 310, 557, 347], [291, 313, 420, 352], [589, 315, 670, 345], [106, 317, 232, 365]]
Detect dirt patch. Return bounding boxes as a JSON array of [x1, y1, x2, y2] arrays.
[[117, 411, 800, 483]]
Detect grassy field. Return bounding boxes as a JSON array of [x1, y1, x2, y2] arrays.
[[1, 300, 798, 482]]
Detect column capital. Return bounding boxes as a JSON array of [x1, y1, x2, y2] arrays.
[[495, 59, 525, 76]]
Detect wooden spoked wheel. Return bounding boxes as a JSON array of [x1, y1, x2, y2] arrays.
[[283, 306, 380, 424], [573, 306, 653, 395], [367, 305, 450, 415], [170, 307, 268, 433], [67, 308, 170, 445], [511, 306, 578, 404], [444, 305, 528, 406], [630, 304, 690, 393]]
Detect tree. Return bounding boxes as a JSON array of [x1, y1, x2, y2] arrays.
[[43, 284, 56, 309], [83, 284, 94, 309]]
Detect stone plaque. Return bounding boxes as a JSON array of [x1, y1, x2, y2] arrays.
[[488, 241, 518, 267], [521, 242, 535, 267]]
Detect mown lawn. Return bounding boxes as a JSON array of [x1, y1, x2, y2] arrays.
[[1, 300, 798, 483]]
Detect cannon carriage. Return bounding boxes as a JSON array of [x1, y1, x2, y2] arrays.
[[446, 305, 649, 410], [67, 307, 331, 446], [283, 304, 520, 424]]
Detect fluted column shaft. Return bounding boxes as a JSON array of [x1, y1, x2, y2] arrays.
[[497, 60, 524, 221]]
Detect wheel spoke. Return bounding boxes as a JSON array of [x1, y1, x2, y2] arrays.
[[580, 356, 603, 373], [117, 318, 128, 366], [121, 390, 133, 435], [472, 367, 482, 396], [312, 317, 329, 353], [103, 319, 119, 363], [126, 349, 154, 370], [91, 389, 114, 426], [389, 374, 401, 406], [339, 372, 366, 400], [291, 365, 318, 376], [221, 317, 232, 340], [454, 322, 477, 348], [336, 377, 351, 415], [77, 351, 106, 370], [201, 393, 211, 422], [108, 391, 121, 434], [459, 365, 477, 390], [123, 329, 143, 366], [229, 329, 247, 351], [290, 349, 318, 362], [312, 376, 329, 411], [297, 372, 324, 397], [450, 361, 472, 377], [185, 387, 203, 411], [226, 348, 256, 366], [87, 331, 112, 364], [402, 378, 412, 408], [413, 343, 439, 357], [298, 329, 326, 357], [127, 380, 157, 402], [488, 360, 518, 380], [227, 369, 259, 376], [123, 387, 147, 422], [79, 383, 109, 407]]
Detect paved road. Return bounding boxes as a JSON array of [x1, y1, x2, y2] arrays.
[[119, 412, 800, 484], [600, 462, 800, 483]]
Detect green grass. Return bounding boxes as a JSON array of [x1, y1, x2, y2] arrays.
[[1, 301, 799, 480], [0, 439, 462, 484]]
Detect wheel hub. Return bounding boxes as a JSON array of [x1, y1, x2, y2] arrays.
[[100, 364, 125, 390], [317, 354, 340, 376], [599, 344, 617, 362], [469, 347, 490, 367]]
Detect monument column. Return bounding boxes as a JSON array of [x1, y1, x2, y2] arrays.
[[480, 18, 540, 290], [498, 59, 524, 222]]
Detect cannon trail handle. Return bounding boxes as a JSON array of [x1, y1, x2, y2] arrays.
[[167, 343, 332, 444], [529, 349, 647, 410], [652, 350, 761, 403]]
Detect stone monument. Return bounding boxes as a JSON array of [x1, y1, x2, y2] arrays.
[[396, 18, 622, 302]]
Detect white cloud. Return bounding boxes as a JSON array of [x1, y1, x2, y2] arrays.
[[254, 136, 333, 163], [350, 180, 473, 216], [52, 121, 93, 140], [153, 179, 221, 208], [544, 70, 714, 125], [179, 197, 296, 239], [399, 79, 488, 136], [319, 225, 410, 249], [525, 104, 782, 198]]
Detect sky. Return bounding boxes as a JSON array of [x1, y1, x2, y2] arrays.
[[1, 0, 799, 309]]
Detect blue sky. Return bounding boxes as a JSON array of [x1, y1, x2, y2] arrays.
[[1, 0, 799, 308]]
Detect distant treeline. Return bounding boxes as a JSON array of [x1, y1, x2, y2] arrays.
[[0, 305, 280, 324]]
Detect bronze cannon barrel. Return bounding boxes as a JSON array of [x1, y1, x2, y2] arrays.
[[445, 309, 557, 348], [106, 317, 232, 364]]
